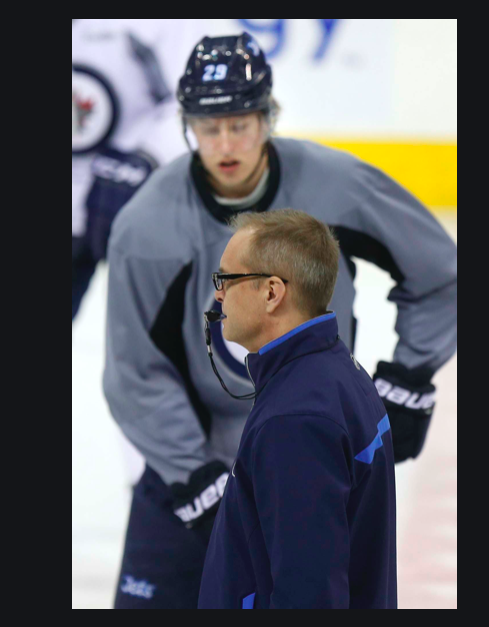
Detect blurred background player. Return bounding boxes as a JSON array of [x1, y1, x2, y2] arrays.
[[103, 33, 457, 609], [72, 19, 208, 320]]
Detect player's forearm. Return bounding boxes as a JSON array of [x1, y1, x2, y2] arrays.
[[114, 408, 209, 485], [391, 278, 457, 372]]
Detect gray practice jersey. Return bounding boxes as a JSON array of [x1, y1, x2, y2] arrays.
[[104, 138, 457, 485]]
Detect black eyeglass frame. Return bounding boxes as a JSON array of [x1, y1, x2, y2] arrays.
[[212, 272, 289, 292]]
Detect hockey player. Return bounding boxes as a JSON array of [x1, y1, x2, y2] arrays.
[[72, 19, 207, 319], [104, 33, 457, 609]]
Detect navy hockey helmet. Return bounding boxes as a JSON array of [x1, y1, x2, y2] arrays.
[[178, 32, 273, 118]]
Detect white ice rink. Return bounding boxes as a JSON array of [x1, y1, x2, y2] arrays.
[[72, 214, 457, 610]]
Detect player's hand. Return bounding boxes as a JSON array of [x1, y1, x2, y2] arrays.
[[373, 361, 436, 464], [85, 147, 157, 261], [170, 461, 229, 539]]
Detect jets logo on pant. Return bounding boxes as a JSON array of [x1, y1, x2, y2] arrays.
[[120, 576, 156, 599]]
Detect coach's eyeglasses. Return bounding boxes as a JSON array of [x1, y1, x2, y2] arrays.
[[212, 272, 289, 291]]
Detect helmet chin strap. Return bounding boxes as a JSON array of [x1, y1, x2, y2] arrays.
[[237, 141, 269, 189], [182, 116, 194, 154]]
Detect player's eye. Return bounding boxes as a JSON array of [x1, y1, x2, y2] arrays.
[[202, 127, 220, 136]]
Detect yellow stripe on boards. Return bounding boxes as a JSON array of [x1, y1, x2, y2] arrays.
[[282, 136, 458, 212]]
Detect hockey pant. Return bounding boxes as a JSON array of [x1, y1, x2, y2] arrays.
[[114, 465, 212, 609]]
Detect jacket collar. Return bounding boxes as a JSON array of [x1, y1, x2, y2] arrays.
[[246, 312, 339, 391]]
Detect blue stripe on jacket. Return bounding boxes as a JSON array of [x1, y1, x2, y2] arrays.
[[355, 415, 391, 464], [259, 313, 336, 355], [242, 593, 255, 609]]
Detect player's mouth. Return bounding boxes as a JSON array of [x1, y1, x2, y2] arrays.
[[218, 160, 240, 174]]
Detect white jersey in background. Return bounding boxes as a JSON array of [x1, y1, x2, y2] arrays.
[[72, 20, 210, 478], [72, 19, 208, 237]]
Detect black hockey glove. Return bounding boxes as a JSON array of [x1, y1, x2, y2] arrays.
[[85, 147, 157, 261], [373, 361, 436, 464], [170, 461, 229, 539]]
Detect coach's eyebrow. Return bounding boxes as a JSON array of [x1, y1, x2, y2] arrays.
[[218, 267, 227, 273]]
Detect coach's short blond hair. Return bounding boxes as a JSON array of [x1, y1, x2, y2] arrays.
[[229, 209, 340, 317]]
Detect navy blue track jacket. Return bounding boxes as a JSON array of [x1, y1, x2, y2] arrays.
[[198, 313, 397, 610]]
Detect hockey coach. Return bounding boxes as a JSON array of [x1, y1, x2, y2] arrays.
[[198, 210, 397, 609], [104, 32, 456, 609]]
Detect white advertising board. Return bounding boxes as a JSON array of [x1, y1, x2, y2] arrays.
[[207, 19, 395, 135]]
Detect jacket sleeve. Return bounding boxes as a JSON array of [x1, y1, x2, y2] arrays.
[[103, 243, 210, 485], [336, 161, 457, 373], [251, 415, 352, 609]]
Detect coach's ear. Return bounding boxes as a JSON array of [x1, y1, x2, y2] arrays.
[[264, 277, 287, 314]]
